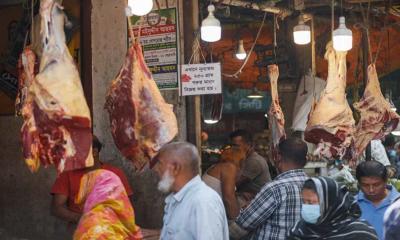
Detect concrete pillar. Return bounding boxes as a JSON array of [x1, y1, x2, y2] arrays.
[[90, 0, 187, 228], [91, 0, 127, 163]]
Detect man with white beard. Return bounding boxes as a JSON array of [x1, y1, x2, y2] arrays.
[[155, 142, 229, 240]]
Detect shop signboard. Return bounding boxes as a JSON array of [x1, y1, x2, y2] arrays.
[[130, 3, 179, 89], [223, 88, 271, 113], [181, 63, 222, 96]]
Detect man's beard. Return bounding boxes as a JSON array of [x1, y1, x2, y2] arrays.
[[157, 170, 175, 193]]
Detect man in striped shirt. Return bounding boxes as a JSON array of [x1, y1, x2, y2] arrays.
[[230, 137, 308, 240]]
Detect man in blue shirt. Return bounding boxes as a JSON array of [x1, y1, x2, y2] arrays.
[[356, 160, 400, 240], [155, 142, 229, 240]]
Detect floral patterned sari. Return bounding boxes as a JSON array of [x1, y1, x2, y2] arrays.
[[73, 169, 142, 240]]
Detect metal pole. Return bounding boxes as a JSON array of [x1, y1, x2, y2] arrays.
[[183, 0, 202, 171], [362, 28, 372, 161], [311, 16, 316, 75]]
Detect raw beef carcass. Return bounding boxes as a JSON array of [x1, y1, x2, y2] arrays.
[[16, 47, 39, 171], [20, 0, 93, 173], [105, 43, 178, 171], [353, 64, 400, 158], [305, 43, 355, 160], [15, 47, 37, 117], [268, 64, 286, 157]]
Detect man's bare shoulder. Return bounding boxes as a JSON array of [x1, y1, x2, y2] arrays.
[[219, 162, 238, 174]]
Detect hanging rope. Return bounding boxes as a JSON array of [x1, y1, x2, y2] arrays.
[[127, 15, 136, 44], [126, 0, 135, 44], [222, 11, 267, 79], [301, 45, 307, 95], [357, 3, 373, 64], [30, 0, 34, 46], [372, 0, 391, 65], [273, 13, 278, 64], [331, 0, 334, 41], [387, 27, 390, 73], [188, 31, 206, 64]]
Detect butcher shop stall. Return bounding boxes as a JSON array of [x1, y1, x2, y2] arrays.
[[1, 0, 400, 239]]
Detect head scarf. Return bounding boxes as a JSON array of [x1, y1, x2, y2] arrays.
[[288, 176, 377, 240], [73, 169, 142, 240]]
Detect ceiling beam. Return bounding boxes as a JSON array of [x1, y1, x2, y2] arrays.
[[211, 0, 292, 18], [345, 0, 385, 3]]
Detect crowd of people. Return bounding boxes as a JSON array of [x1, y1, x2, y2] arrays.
[[49, 131, 400, 240]]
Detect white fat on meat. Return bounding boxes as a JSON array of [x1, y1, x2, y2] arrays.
[[105, 43, 178, 171], [305, 42, 355, 160], [60, 127, 76, 157], [353, 64, 400, 158], [19, 0, 93, 173]]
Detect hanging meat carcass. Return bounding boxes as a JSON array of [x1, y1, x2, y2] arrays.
[[20, 0, 93, 173], [16, 47, 40, 172], [304, 42, 355, 160], [15, 47, 37, 117], [268, 64, 286, 159], [353, 64, 400, 158], [105, 42, 178, 171]]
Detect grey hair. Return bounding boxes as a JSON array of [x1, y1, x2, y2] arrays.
[[159, 142, 200, 175]]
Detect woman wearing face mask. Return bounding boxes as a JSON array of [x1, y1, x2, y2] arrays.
[[287, 177, 378, 240]]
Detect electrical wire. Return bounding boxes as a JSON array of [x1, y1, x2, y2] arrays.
[[273, 13, 277, 64], [222, 11, 268, 79], [331, 0, 334, 41]]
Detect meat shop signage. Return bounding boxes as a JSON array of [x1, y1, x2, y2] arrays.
[[130, 6, 180, 90], [180, 63, 222, 96]]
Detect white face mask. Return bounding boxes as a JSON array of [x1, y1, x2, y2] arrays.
[[157, 170, 175, 193], [301, 204, 321, 224]]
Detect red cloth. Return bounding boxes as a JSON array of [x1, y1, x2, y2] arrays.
[[51, 164, 133, 213]]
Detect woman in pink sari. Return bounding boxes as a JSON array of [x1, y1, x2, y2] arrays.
[[73, 169, 143, 240]]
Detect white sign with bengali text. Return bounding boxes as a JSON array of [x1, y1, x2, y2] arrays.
[[181, 63, 222, 96], [131, 5, 179, 90]]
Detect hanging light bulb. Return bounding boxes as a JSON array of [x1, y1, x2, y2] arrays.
[[235, 40, 247, 60], [247, 88, 264, 99], [204, 119, 219, 124], [333, 16, 352, 51], [201, 4, 221, 42], [293, 16, 310, 45], [264, 113, 268, 118], [127, 0, 153, 16]]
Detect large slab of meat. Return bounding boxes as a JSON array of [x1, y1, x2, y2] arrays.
[[268, 64, 286, 158], [305, 43, 355, 160], [16, 47, 39, 172], [105, 43, 178, 171], [16, 47, 37, 117], [353, 64, 400, 158], [20, 0, 93, 173]]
